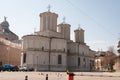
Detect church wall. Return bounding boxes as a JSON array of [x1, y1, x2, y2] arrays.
[[22, 51, 49, 71], [22, 35, 67, 71], [37, 30, 63, 38], [79, 44, 89, 56], [51, 38, 67, 52], [79, 45, 95, 71], [22, 35, 50, 70], [67, 42, 78, 54], [67, 42, 95, 71], [50, 52, 67, 71], [50, 38, 67, 71], [50, 53, 66, 65], [22, 35, 50, 51], [67, 56, 76, 67], [67, 42, 78, 70], [22, 35, 95, 71]]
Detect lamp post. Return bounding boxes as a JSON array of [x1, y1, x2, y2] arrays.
[[36, 56, 38, 71], [7, 47, 10, 64]]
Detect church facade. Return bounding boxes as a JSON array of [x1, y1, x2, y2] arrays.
[[22, 9, 95, 71]]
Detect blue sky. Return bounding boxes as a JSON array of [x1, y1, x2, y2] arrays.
[[0, 0, 120, 52]]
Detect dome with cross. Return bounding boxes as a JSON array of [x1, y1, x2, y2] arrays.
[[0, 16, 9, 28]]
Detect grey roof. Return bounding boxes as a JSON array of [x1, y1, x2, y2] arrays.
[[0, 20, 9, 27], [3, 29, 18, 37], [0, 19, 18, 38]]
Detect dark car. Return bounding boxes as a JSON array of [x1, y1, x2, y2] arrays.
[[0, 66, 3, 71], [12, 66, 19, 71], [2, 64, 14, 71]]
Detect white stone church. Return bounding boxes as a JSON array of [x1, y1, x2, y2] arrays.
[[21, 8, 95, 71]]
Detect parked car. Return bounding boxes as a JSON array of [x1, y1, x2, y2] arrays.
[[12, 66, 19, 71], [27, 66, 34, 71], [19, 66, 26, 71], [0, 66, 3, 71], [2, 64, 14, 71], [19, 66, 34, 71]]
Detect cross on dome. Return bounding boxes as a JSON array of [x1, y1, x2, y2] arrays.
[[78, 24, 81, 30], [63, 17, 66, 23], [47, 4, 51, 12], [4, 16, 7, 21]]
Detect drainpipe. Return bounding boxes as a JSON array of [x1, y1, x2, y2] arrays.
[[77, 43, 79, 70], [75, 43, 79, 71], [48, 38, 52, 71]]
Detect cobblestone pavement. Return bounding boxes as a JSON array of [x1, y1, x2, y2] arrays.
[[0, 71, 120, 80]]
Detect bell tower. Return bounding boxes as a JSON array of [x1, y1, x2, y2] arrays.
[[39, 5, 58, 32], [74, 26, 84, 43], [58, 17, 71, 40]]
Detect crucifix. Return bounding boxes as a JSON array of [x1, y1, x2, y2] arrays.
[[4, 16, 7, 21], [47, 5, 51, 12], [63, 17, 66, 23], [78, 24, 81, 30]]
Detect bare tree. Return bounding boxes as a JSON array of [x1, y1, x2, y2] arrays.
[[108, 46, 115, 53], [117, 41, 120, 54], [102, 47, 116, 71]]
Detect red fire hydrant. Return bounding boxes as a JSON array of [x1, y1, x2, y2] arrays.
[[67, 72, 75, 80]]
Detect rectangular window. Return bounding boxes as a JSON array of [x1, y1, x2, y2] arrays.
[[67, 49, 70, 53], [78, 57, 80, 66], [23, 53, 26, 63], [58, 55, 62, 64]]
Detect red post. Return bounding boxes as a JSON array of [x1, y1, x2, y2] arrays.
[[67, 72, 74, 80]]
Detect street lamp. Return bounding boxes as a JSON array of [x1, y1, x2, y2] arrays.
[[36, 56, 38, 71], [7, 47, 10, 64]]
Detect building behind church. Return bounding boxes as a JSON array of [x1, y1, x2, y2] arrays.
[[22, 9, 95, 71], [0, 17, 21, 66]]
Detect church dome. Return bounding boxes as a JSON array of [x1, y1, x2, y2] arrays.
[[0, 17, 9, 27], [0, 20, 9, 27]]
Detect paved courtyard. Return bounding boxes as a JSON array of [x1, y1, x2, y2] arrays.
[[0, 71, 120, 80]]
